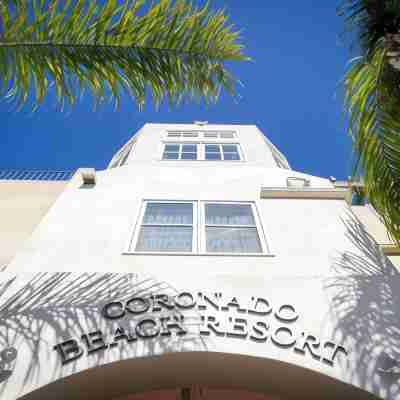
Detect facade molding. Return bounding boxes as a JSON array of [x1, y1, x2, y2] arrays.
[[260, 187, 351, 203]]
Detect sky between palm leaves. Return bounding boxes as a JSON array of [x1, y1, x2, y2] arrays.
[[0, 1, 351, 180]]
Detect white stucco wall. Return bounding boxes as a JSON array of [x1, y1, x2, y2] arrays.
[[0, 180, 66, 269], [1, 124, 398, 400]]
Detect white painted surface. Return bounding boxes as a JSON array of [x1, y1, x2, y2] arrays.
[[0, 180, 66, 268], [1, 124, 397, 399]]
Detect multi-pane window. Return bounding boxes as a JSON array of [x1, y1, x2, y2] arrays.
[[204, 144, 241, 160], [204, 131, 235, 139], [167, 132, 199, 138], [163, 143, 241, 161], [167, 131, 235, 139], [135, 202, 194, 252], [131, 201, 266, 254], [204, 204, 262, 253], [162, 144, 198, 160]]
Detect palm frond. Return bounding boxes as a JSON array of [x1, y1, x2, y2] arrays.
[[0, 0, 249, 110], [344, 43, 400, 244], [339, 0, 400, 55]]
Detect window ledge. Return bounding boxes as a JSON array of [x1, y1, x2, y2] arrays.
[[122, 251, 275, 257], [260, 187, 351, 203]]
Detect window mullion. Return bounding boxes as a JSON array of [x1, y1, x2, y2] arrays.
[[193, 201, 198, 253]]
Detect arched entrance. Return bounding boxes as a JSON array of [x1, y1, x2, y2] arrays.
[[114, 388, 281, 400], [20, 352, 380, 400]]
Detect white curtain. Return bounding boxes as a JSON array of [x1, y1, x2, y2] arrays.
[[136, 226, 192, 252], [143, 203, 192, 225], [205, 204, 261, 253], [205, 204, 255, 225], [136, 203, 193, 252]]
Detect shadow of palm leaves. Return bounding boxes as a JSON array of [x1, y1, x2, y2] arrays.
[[325, 212, 400, 397], [0, 273, 206, 397]]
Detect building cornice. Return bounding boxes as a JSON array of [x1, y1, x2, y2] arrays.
[[260, 187, 352, 204]]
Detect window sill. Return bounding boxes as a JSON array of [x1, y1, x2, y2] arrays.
[[122, 251, 275, 257]]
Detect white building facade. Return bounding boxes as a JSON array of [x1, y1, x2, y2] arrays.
[[1, 123, 399, 400]]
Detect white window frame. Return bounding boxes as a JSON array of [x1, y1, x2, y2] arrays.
[[128, 200, 198, 254], [162, 143, 199, 160], [199, 201, 269, 255], [161, 142, 243, 162], [204, 143, 242, 161], [167, 131, 200, 138], [125, 200, 271, 256], [166, 131, 236, 139]]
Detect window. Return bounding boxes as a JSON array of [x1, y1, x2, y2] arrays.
[[204, 131, 235, 139], [205, 144, 241, 160], [130, 201, 267, 255], [162, 143, 241, 161], [162, 143, 198, 160], [167, 131, 236, 139], [204, 203, 262, 253], [119, 150, 131, 166], [167, 131, 199, 138], [135, 202, 195, 252]]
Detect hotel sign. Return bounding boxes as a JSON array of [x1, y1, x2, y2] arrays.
[[54, 292, 347, 367]]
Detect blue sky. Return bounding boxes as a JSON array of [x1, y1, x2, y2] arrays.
[[0, 2, 352, 179]]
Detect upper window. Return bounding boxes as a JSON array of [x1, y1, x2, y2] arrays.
[[129, 201, 267, 255], [167, 131, 199, 138], [205, 144, 241, 161], [167, 131, 236, 139], [204, 131, 235, 139], [162, 143, 241, 161], [162, 143, 198, 160]]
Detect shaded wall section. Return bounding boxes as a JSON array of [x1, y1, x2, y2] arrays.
[[0, 180, 66, 269]]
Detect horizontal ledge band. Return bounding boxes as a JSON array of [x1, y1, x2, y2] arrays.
[[260, 187, 351, 203]]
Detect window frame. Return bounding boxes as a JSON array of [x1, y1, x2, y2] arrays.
[[161, 142, 244, 162], [126, 200, 271, 256], [162, 143, 199, 160], [199, 201, 269, 255], [128, 200, 198, 254], [166, 130, 236, 139], [167, 131, 200, 139], [204, 143, 242, 161]]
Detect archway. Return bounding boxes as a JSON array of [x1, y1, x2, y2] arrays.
[[19, 352, 380, 400]]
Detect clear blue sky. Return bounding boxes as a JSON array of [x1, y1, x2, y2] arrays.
[[0, 2, 352, 179]]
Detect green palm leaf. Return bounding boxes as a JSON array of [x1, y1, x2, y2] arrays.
[[340, 0, 400, 244], [344, 41, 400, 245], [0, 0, 249, 110]]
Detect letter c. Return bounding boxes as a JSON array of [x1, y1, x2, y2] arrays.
[[102, 301, 125, 320]]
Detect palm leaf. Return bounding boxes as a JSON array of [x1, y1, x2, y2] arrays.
[[344, 43, 400, 244], [0, 0, 249, 110], [340, 0, 400, 244]]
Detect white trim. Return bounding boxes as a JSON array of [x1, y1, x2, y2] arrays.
[[127, 200, 197, 254], [260, 187, 351, 203], [160, 142, 244, 162], [122, 252, 275, 257], [200, 201, 269, 255], [126, 200, 272, 256], [165, 130, 237, 140], [161, 142, 199, 161]]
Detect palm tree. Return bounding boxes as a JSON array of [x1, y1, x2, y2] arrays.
[[340, 0, 400, 244], [0, 0, 248, 110]]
